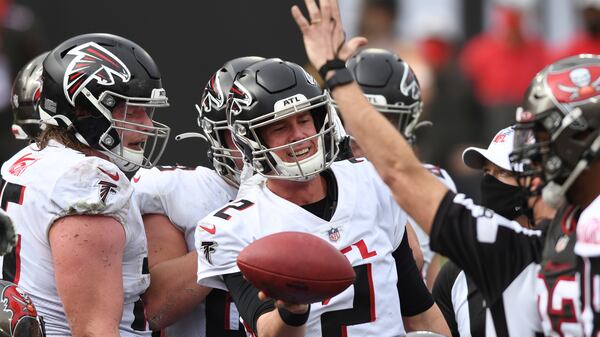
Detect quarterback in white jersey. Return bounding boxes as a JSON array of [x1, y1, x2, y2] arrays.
[[135, 57, 263, 337], [0, 33, 171, 336], [196, 59, 449, 337], [198, 159, 425, 337]]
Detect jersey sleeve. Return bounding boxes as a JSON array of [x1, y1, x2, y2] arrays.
[[195, 205, 254, 291], [131, 167, 167, 215], [47, 157, 132, 229], [432, 261, 462, 337], [429, 191, 544, 303], [394, 227, 434, 316]]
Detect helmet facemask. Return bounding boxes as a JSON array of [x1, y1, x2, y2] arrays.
[[199, 112, 244, 187], [510, 105, 600, 209], [95, 89, 170, 172], [232, 92, 339, 181], [366, 94, 423, 144], [41, 87, 170, 172]]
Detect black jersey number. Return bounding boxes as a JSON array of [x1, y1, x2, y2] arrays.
[[0, 178, 25, 283], [320, 264, 376, 337], [214, 200, 255, 220]]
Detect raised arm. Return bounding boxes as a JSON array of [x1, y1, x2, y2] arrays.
[[291, 0, 448, 234]]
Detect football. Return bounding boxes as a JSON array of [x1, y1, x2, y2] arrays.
[[237, 231, 356, 304]]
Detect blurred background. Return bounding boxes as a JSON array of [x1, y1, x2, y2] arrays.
[[1, 0, 598, 201]]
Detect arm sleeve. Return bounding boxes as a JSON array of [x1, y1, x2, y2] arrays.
[[429, 191, 544, 303], [223, 272, 275, 335], [394, 227, 434, 316], [432, 262, 461, 337]]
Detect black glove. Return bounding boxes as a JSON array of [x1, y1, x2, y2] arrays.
[[0, 210, 16, 256]]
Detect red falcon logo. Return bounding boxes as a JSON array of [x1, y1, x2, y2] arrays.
[[63, 42, 131, 106], [201, 72, 226, 113], [97, 180, 118, 203], [228, 80, 253, 116]]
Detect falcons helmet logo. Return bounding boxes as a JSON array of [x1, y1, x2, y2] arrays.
[[201, 72, 226, 113], [63, 42, 131, 106], [228, 80, 253, 116]]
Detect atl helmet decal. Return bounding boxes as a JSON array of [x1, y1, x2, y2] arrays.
[[201, 72, 226, 113], [229, 80, 253, 116], [63, 42, 131, 106], [547, 66, 600, 104], [399, 63, 420, 101], [1, 284, 38, 335]]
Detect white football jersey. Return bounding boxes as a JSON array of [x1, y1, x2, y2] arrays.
[[196, 159, 409, 337], [132, 165, 240, 337], [0, 140, 150, 337], [410, 164, 456, 278]]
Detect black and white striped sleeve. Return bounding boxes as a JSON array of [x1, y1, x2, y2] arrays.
[[430, 191, 544, 303]]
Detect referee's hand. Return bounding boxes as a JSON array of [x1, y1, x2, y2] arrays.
[[0, 209, 16, 256]]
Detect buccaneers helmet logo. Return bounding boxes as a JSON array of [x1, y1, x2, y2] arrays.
[[547, 66, 600, 103], [63, 42, 131, 106], [201, 72, 226, 113], [228, 80, 253, 116], [1, 284, 38, 335]]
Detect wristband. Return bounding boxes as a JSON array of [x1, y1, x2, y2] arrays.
[[325, 67, 354, 91], [318, 58, 346, 79], [277, 304, 311, 327]]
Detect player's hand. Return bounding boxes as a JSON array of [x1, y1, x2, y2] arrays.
[[0, 210, 16, 256], [291, 0, 367, 71], [258, 290, 309, 314]]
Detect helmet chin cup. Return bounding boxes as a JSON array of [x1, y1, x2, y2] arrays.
[[102, 147, 144, 172]]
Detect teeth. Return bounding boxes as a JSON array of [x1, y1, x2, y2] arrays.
[[290, 148, 309, 157]]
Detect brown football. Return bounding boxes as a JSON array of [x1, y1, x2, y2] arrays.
[[237, 231, 356, 304]]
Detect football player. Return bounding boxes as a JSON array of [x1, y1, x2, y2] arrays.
[[1, 33, 170, 336], [292, 0, 599, 335], [510, 55, 600, 336], [433, 125, 555, 336], [135, 56, 264, 337], [10, 52, 48, 141], [344, 48, 457, 288], [195, 58, 450, 337]]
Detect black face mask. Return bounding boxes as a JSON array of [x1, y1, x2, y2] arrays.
[[480, 174, 525, 220]]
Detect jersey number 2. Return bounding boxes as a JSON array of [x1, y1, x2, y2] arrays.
[[320, 264, 376, 336]]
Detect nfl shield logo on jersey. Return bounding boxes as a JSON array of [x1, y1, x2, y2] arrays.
[[327, 227, 341, 242]]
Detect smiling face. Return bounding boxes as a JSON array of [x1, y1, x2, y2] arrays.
[[259, 111, 318, 163]]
